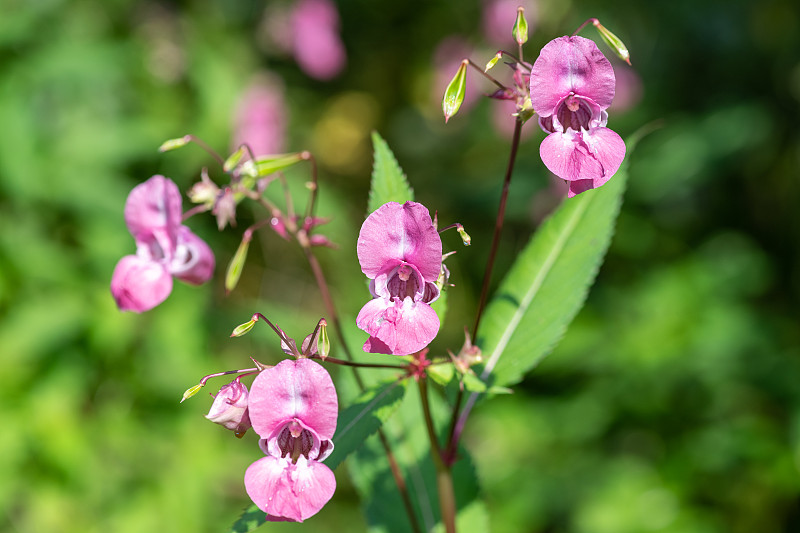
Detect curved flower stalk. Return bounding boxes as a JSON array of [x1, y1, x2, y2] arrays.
[[356, 201, 443, 355], [111, 175, 214, 312], [530, 36, 626, 197], [245, 358, 338, 522]]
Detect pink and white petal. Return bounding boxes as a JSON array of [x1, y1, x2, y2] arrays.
[[357, 298, 399, 354], [583, 127, 626, 183], [391, 299, 440, 356], [540, 131, 603, 182], [249, 359, 338, 441], [357, 202, 442, 282], [124, 175, 183, 240], [170, 226, 215, 285], [530, 36, 616, 115], [110, 255, 173, 312], [357, 298, 440, 356], [245, 456, 302, 522]]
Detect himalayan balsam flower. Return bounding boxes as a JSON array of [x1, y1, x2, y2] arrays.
[[205, 379, 251, 437], [245, 358, 338, 522], [356, 202, 443, 355], [530, 36, 626, 197], [290, 0, 346, 80], [111, 175, 214, 312]]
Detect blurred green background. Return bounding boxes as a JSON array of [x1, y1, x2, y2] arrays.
[[2, 0, 799, 532]]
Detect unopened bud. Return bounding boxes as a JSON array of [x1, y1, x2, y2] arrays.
[[231, 316, 257, 337], [456, 224, 471, 246], [253, 153, 305, 177], [187, 170, 220, 207], [512, 7, 528, 46], [225, 236, 250, 294], [485, 52, 502, 72], [442, 60, 468, 123], [181, 383, 205, 403], [205, 380, 251, 438], [317, 320, 330, 360], [223, 146, 247, 173], [158, 135, 191, 152], [593, 20, 631, 65]]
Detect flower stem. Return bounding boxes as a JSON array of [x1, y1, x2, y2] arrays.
[[445, 116, 523, 461], [418, 376, 457, 533], [300, 241, 422, 533]]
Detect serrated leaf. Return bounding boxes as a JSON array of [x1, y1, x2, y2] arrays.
[[367, 131, 414, 214], [326, 378, 408, 471], [476, 156, 630, 390]]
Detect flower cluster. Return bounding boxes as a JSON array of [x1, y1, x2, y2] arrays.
[[356, 201, 443, 356], [530, 36, 626, 197], [111, 175, 214, 312]]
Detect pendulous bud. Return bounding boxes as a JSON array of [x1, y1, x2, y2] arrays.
[[442, 59, 468, 123], [205, 379, 252, 438]]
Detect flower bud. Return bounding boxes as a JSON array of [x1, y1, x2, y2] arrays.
[[512, 7, 528, 46], [442, 59, 468, 123], [158, 135, 191, 152], [181, 383, 204, 403], [485, 52, 502, 72], [317, 320, 330, 360], [212, 187, 237, 230], [205, 380, 251, 438], [187, 170, 220, 207], [224, 146, 248, 173], [225, 236, 250, 294], [593, 20, 631, 65], [231, 316, 258, 337]]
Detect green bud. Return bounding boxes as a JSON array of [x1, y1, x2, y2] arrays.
[[223, 146, 247, 173], [442, 59, 468, 123], [225, 237, 250, 294], [456, 224, 471, 246], [158, 136, 191, 152], [246, 153, 305, 178], [230, 317, 257, 338], [593, 20, 631, 65], [317, 320, 330, 360], [512, 7, 528, 46], [485, 52, 502, 72], [180, 383, 204, 403]]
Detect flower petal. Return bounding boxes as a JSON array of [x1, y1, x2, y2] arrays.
[[124, 175, 182, 241], [530, 36, 615, 116], [539, 130, 603, 182], [583, 126, 626, 183], [110, 255, 173, 312], [249, 359, 338, 440], [170, 226, 215, 285], [357, 202, 442, 282], [356, 297, 440, 355], [245, 455, 336, 523]]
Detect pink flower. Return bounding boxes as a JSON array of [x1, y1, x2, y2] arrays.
[[290, 0, 346, 80], [530, 36, 626, 197], [111, 175, 214, 312], [356, 202, 442, 355], [231, 75, 287, 157], [245, 358, 338, 522], [205, 379, 251, 437]]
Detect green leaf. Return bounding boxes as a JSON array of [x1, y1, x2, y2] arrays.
[[326, 378, 408, 471], [476, 157, 630, 389], [349, 383, 488, 533], [367, 131, 414, 214], [228, 504, 264, 533]]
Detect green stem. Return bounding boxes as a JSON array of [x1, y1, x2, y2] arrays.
[[418, 377, 457, 533], [445, 117, 523, 462]]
